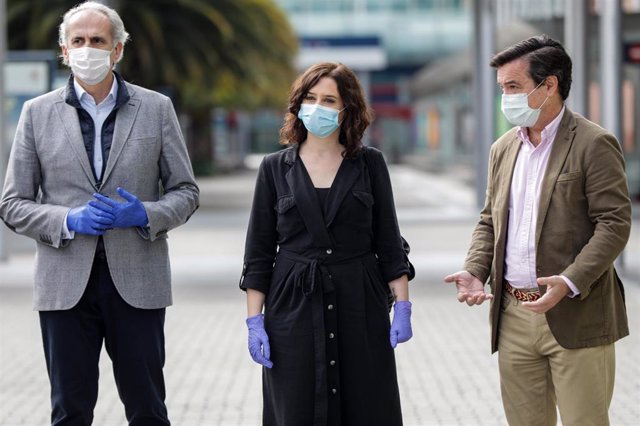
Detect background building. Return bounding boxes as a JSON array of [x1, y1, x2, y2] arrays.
[[272, 0, 640, 200], [270, 0, 472, 160], [409, 0, 640, 200]]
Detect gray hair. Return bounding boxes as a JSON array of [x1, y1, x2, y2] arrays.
[[58, 1, 130, 65]]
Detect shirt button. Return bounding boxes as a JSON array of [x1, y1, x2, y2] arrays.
[[326, 248, 333, 255], [329, 333, 335, 339], [327, 304, 334, 310], [331, 388, 337, 394], [330, 360, 336, 366]]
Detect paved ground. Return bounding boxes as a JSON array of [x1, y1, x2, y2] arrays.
[[0, 164, 638, 425]]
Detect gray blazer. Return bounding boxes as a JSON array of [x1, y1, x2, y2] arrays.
[[0, 79, 199, 311]]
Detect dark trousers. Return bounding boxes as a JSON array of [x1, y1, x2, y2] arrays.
[[39, 254, 170, 426]]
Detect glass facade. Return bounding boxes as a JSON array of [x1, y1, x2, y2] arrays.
[[266, 0, 472, 158], [275, 0, 467, 13], [274, 0, 471, 65], [408, 2, 640, 199]]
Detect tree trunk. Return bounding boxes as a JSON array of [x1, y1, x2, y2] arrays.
[[186, 107, 214, 176]]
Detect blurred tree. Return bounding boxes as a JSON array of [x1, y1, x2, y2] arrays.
[[7, 0, 298, 173]]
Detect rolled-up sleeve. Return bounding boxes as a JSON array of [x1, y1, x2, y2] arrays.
[[239, 157, 278, 294], [368, 148, 414, 282]]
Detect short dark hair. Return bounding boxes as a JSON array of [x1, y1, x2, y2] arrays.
[[279, 62, 373, 159], [490, 34, 572, 100]]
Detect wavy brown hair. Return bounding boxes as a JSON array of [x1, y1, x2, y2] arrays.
[[279, 62, 373, 158]]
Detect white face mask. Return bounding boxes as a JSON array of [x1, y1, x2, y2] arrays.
[[68, 46, 113, 85], [501, 79, 549, 127]]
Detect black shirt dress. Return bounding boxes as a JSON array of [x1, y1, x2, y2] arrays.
[[240, 144, 413, 426]]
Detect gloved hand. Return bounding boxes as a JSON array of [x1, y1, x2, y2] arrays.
[[67, 203, 115, 235], [390, 300, 412, 349], [246, 313, 273, 368], [91, 187, 148, 229]]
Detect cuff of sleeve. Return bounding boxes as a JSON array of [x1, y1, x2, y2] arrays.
[[239, 271, 271, 294], [380, 266, 413, 283], [136, 226, 151, 240], [560, 275, 581, 298], [62, 211, 75, 240]]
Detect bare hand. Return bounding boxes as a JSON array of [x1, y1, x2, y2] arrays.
[[521, 275, 569, 313], [444, 271, 493, 306]]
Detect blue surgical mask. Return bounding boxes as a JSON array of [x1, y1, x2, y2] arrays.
[[297, 103, 344, 138], [501, 79, 549, 127]]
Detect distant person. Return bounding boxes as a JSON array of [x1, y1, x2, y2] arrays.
[[240, 62, 414, 425], [0, 2, 198, 425], [445, 35, 631, 426]]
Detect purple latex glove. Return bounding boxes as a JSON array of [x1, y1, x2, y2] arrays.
[[246, 313, 273, 368], [91, 187, 148, 229], [390, 300, 413, 349]]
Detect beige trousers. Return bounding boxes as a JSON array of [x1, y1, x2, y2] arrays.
[[497, 292, 615, 426]]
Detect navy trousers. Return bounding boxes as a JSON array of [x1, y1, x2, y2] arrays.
[[39, 253, 170, 426]]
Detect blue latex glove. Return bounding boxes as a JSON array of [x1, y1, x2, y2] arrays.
[[91, 187, 148, 229], [390, 300, 413, 349], [246, 313, 273, 368], [67, 203, 115, 235]]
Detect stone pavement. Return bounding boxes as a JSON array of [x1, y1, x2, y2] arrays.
[[0, 164, 638, 425]]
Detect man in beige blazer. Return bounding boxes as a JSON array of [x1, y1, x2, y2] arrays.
[[445, 35, 631, 426], [0, 2, 198, 425]]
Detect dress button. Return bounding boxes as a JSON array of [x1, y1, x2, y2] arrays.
[[329, 333, 335, 339], [326, 248, 333, 254], [327, 304, 334, 310], [330, 360, 336, 366], [331, 388, 337, 394]]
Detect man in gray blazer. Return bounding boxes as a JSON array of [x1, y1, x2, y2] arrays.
[[0, 2, 199, 425]]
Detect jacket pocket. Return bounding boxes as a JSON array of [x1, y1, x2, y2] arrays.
[[557, 171, 582, 182], [352, 190, 374, 207], [129, 137, 157, 146], [275, 195, 296, 214]]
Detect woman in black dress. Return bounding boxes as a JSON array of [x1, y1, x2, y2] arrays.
[[241, 62, 414, 426]]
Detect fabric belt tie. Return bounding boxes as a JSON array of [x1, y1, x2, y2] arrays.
[[504, 280, 541, 302], [279, 249, 372, 297]]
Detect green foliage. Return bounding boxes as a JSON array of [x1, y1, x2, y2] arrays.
[[7, 0, 298, 110]]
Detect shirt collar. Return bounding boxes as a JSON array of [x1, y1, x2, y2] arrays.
[[73, 72, 119, 105], [517, 105, 566, 147]]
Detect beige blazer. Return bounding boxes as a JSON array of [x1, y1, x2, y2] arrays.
[[464, 108, 631, 353]]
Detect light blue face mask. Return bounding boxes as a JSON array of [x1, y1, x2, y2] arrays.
[[297, 103, 344, 138], [501, 79, 549, 127]]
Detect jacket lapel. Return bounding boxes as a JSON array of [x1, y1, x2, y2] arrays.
[[536, 108, 576, 246], [101, 82, 139, 187], [54, 92, 96, 186], [285, 149, 333, 247], [495, 133, 522, 252], [324, 156, 360, 227]]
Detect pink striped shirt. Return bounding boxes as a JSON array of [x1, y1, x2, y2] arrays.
[[503, 106, 579, 296]]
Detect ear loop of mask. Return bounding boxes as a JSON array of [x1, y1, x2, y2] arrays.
[[527, 79, 546, 96]]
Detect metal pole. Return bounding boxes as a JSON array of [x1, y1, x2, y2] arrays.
[[358, 70, 371, 147], [564, 0, 587, 116], [601, 1, 622, 137], [473, 0, 496, 208], [600, 0, 624, 270], [0, 0, 7, 261]]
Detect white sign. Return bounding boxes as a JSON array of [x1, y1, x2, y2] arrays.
[[4, 62, 49, 95]]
